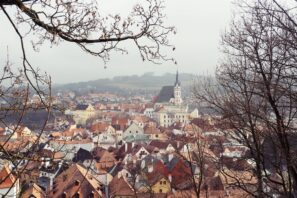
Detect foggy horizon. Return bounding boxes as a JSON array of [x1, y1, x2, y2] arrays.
[[0, 0, 232, 84]]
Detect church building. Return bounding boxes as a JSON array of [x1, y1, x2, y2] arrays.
[[155, 70, 183, 106], [154, 71, 191, 127]]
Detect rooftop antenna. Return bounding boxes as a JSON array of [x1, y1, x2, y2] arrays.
[[175, 67, 180, 86], [6, 46, 11, 67]]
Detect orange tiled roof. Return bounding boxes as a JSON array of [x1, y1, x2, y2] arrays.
[[0, 165, 16, 189]]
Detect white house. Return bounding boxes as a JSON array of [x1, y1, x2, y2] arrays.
[[123, 122, 144, 140], [93, 133, 117, 149]]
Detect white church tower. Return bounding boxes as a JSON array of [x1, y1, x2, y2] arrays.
[[174, 70, 183, 105]]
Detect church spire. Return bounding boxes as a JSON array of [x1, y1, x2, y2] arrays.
[[175, 70, 180, 86]]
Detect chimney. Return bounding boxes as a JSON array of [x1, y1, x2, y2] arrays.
[[58, 161, 63, 169], [40, 157, 44, 166], [168, 174, 172, 182], [148, 164, 153, 173], [169, 153, 174, 162], [44, 158, 50, 168], [125, 143, 128, 152]]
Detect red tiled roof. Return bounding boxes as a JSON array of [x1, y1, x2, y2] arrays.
[[109, 174, 134, 197], [0, 165, 16, 189]]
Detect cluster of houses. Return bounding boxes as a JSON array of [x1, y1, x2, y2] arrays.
[[0, 72, 259, 197]]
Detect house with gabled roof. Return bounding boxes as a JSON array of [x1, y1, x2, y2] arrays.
[[68, 104, 96, 125], [148, 173, 171, 194], [111, 116, 129, 131], [21, 183, 45, 198], [90, 121, 109, 134], [49, 163, 104, 198], [123, 122, 144, 138], [149, 140, 176, 154], [109, 172, 135, 198], [144, 125, 167, 141], [122, 122, 149, 143], [96, 150, 117, 171]]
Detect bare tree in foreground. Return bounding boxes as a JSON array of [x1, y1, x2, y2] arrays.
[[194, 0, 297, 197], [0, 0, 175, 196]]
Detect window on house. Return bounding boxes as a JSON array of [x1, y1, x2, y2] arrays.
[[155, 134, 158, 138], [160, 181, 162, 185], [163, 181, 166, 184], [75, 180, 80, 186], [136, 130, 138, 133], [159, 189, 163, 193]]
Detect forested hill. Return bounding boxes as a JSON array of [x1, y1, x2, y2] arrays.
[[54, 73, 202, 93]]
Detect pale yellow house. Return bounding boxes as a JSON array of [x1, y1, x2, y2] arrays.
[[150, 175, 171, 194], [69, 104, 96, 125], [2, 126, 32, 139]]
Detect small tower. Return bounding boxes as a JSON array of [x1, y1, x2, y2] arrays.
[[174, 70, 182, 105]]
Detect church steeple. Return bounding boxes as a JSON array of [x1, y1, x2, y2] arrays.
[[173, 69, 182, 105], [175, 70, 180, 86]]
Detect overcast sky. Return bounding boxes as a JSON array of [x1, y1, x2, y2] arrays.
[[0, 0, 232, 84]]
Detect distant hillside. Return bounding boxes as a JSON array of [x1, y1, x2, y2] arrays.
[[54, 72, 202, 94]]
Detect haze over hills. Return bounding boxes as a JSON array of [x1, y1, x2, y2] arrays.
[[54, 72, 203, 94]]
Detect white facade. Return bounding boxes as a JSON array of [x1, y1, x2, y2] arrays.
[[154, 105, 189, 127], [123, 122, 144, 139], [0, 183, 19, 198]]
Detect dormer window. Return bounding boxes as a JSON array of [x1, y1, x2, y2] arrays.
[[75, 180, 80, 186]]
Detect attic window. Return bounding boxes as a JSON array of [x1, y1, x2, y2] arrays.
[[75, 180, 80, 186]]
